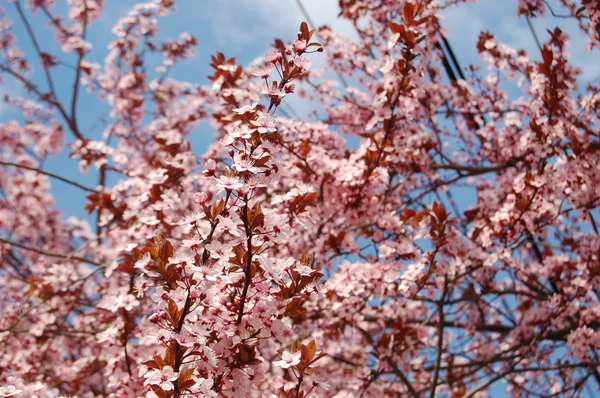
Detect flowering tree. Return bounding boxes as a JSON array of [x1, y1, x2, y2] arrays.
[[1, 0, 599, 396]]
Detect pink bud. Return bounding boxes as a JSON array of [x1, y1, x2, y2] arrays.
[[284, 84, 295, 94], [294, 40, 307, 53], [238, 185, 249, 196], [194, 192, 208, 204], [149, 313, 160, 323], [203, 158, 216, 177], [207, 158, 216, 170]]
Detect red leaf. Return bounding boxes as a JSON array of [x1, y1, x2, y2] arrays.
[[403, 2, 415, 21]]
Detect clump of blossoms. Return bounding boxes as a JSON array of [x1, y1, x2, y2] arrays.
[[1, 0, 600, 397], [135, 23, 327, 397]]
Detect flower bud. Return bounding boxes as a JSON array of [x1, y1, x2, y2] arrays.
[[294, 40, 307, 53], [203, 158, 217, 177], [194, 192, 208, 204], [149, 313, 160, 323], [238, 185, 249, 196]]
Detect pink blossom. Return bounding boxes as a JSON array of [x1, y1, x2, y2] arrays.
[[252, 65, 273, 79], [194, 192, 209, 204], [233, 103, 258, 115], [177, 211, 205, 226], [204, 241, 231, 261], [0, 386, 22, 397], [294, 39, 307, 53], [204, 158, 217, 176], [134, 252, 153, 272], [229, 125, 254, 139], [144, 366, 179, 391], [273, 350, 301, 369], [194, 377, 218, 397], [168, 250, 195, 269], [182, 237, 203, 251], [2, 4, 597, 398], [293, 56, 311, 72], [264, 49, 282, 63], [215, 174, 243, 193], [260, 86, 286, 100], [250, 114, 277, 134]]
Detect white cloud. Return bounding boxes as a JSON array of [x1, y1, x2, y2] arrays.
[[181, 0, 356, 49]]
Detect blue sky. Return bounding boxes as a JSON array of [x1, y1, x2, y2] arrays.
[[1, 1, 599, 396]]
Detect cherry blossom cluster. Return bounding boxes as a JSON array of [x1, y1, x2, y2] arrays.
[[133, 23, 328, 397], [1, 0, 599, 396]]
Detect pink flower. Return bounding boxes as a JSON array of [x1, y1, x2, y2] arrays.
[[168, 250, 195, 269], [229, 125, 254, 139], [293, 56, 311, 72], [203, 158, 217, 176], [144, 365, 179, 391], [195, 377, 218, 397], [233, 103, 258, 115], [194, 191, 208, 204], [0, 386, 22, 397], [177, 211, 205, 226], [205, 241, 231, 261], [264, 49, 282, 63], [182, 237, 202, 251], [217, 215, 242, 237], [232, 153, 263, 173], [296, 264, 314, 276], [134, 252, 152, 272], [215, 174, 243, 193], [294, 39, 307, 53], [190, 264, 219, 282], [119, 294, 139, 312], [284, 83, 296, 94], [273, 350, 301, 369], [250, 114, 277, 134], [260, 86, 286, 100], [272, 375, 286, 390], [252, 65, 273, 79]]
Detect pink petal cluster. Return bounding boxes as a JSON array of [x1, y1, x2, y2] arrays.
[[0, 1, 599, 397]]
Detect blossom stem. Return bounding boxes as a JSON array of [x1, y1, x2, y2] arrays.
[[237, 196, 253, 325]]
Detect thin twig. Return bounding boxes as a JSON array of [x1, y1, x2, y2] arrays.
[[0, 237, 101, 266], [0, 160, 99, 193]]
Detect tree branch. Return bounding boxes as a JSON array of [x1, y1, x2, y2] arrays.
[[0, 237, 101, 266], [0, 160, 99, 193]]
